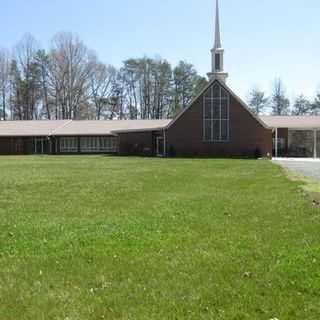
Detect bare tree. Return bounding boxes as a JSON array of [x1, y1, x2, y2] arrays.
[[0, 48, 11, 120], [89, 59, 116, 119], [49, 32, 94, 119], [270, 78, 290, 115], [1, 31, 212, 121]]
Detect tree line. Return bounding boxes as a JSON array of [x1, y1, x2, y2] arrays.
[[0, 33, 207, 121], [248, 78, 320, 116], [1, 33, 320, 121]]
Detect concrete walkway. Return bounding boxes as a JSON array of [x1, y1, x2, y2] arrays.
[[273, 158, 320, 181]]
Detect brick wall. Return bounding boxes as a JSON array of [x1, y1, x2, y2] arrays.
[[166, 82, 273, 158]]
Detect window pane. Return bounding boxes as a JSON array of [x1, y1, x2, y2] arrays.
[[212, 84, 220, 98], [212, 100, 220, 119], [221, 87, 229, 99], [204, 99, 212, 119], [221, 99, 228, 119], [204, 120, 212, 141], [221, 120, 229, 141], [99, 137, 116, 152], [213, 120, 220, 141], [60, 137, 77, 152]]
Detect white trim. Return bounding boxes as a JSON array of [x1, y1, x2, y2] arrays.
[[60, 137, 78, 153], [34, 138, 46, 154], [79, 136, 117, 153]]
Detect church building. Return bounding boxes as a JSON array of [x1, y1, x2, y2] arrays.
[[0, 0, 319, 158]]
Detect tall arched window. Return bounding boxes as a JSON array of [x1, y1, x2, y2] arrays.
[[203, 83, 230, 142]]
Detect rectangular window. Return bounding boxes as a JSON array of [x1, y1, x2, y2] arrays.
[[212, 100, 220, 119], [60, 137, 78, 153], [213, 84, 220, 98], [213, 120, 220, 141], [204, 120, 212, 141], [80, 137, 117, 153], [221, 120, 229, 141], [204, 99, 212, 119], [221, 99, 228, 120]]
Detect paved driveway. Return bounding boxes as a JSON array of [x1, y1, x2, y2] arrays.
[[273, 158, 320, 181]]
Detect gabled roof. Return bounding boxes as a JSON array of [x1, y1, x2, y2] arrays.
[[166, 78, 270, 130], [260, 116, 320, 129], [0, 119, 171, 137]]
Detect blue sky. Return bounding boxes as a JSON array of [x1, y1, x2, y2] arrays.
[[1, 0, 319, 101]]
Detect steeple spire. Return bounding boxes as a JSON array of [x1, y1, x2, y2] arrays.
[[214, 0, 222, 49], [207, 0, 228, 83]]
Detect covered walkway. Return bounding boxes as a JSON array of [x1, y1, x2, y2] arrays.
[[261, 116, 320, 159]]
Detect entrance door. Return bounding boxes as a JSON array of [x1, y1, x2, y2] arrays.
[[156, 137, 164, 157], [34, 138, 48, 154]]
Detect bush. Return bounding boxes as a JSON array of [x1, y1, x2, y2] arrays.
[[254, 147, 262, 159]]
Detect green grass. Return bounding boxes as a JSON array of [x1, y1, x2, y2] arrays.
[[0, 156, 319, 319]]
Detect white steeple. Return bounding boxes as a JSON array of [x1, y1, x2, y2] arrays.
[[214, 0, 222, 49], [207, 0, 228, 83]]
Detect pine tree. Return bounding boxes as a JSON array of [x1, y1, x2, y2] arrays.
[[311, 93, 320, 115], [291, 95, 311, 115], [247, 88, 269, 115]]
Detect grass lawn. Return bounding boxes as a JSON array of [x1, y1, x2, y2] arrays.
[[0, 156, 320, 319]]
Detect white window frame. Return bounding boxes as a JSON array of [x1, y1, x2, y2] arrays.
[[203, 84, 230, 142], [60, 137, 78, 153], [80, 137, 117, 153]]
